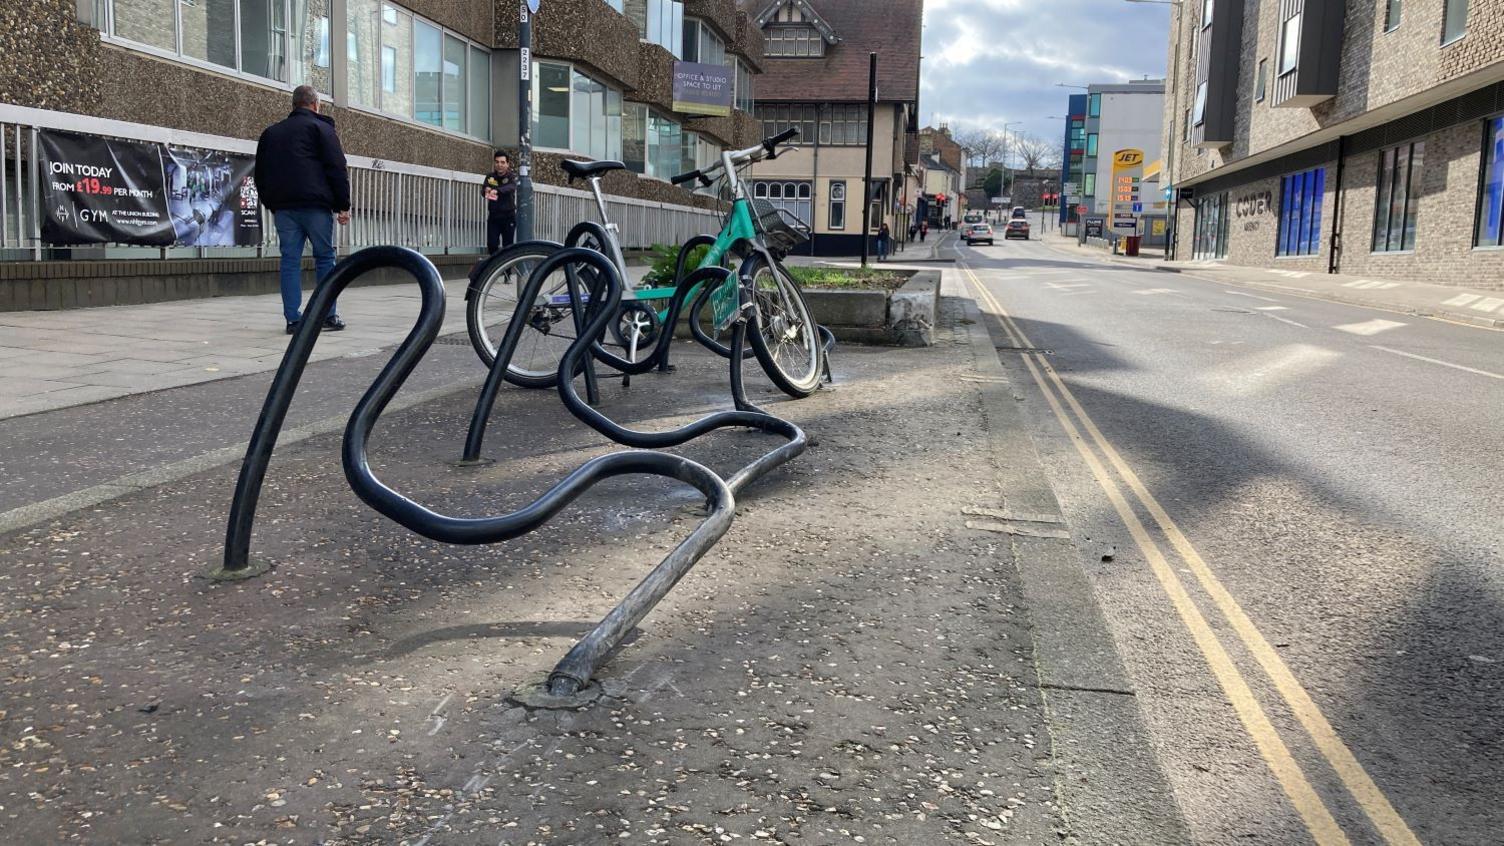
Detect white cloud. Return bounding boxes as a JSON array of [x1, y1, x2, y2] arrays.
[[920, 0, 1171, 143]]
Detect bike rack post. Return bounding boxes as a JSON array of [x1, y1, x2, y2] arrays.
[[217, 245, 742, 700]]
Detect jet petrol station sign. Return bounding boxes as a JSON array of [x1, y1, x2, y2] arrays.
[[1110, 148, 1144, 233]]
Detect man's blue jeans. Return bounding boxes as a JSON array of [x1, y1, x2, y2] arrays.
[[274, 208, 338, 324]]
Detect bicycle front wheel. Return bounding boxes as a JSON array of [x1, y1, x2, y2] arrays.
[[466, 243, 578, 388], [741, 254, 824, 397]]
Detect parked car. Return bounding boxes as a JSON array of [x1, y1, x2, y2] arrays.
[[1004, 218, 1031, 240], [964, 222, 994, 245]]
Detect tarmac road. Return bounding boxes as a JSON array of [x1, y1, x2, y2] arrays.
[[960, 235, 1503, 845]]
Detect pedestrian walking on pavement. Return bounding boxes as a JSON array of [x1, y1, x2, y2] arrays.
[[255, 85, 351, 335], [919, 220, 929, 242], [876, 222, 891, 261], [483, 151, 518, 254]]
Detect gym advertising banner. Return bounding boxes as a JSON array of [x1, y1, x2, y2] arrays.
[[37, 130, 261, 247]]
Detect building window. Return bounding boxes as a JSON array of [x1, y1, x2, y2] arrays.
[[1277, 167, 1325, 257], [1083, 173, 1096, 198], [623, 103, 647, 173], [682, 18, 726, 65], [1087, 94, 1101, 118], [1086, 133, 1098, 157], [1442, 0, 1468, 44], [534, 62, 572, 149], [1384, 0, 1402, 32], [1279, 13, 1302, 75], [756, 103, 818, 144], [646, 112, 683, 179], [104, 0, 333, 86], [753, 181, 813, 227], [1183, 109, 1191, 141], [340, 1, 488, 138], [764, 24, 824, 57], [1193, 81, 1208, 126], [1256, 59, 1267, 102], [1475, 117, 1504, 248], [735, 58, 754, 112], [1373, 141, 1424, 252], [828, 181, 847, 229], [1193, 192, 1230, 260], [530, 63, 622, 159], [627, 0, 684, 57], [819, 105, 868, 146]]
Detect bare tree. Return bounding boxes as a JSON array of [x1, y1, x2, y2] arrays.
[[1012, 133, 1061, 176], [949, 128, 1005, 172]]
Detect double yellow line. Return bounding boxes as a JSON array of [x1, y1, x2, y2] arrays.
[[962, 265, 1420, 846]]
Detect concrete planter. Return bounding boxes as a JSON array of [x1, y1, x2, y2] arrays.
[[804, 270, 940, 347]]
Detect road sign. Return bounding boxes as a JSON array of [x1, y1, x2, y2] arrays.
[[1132, 201, 1143, 213], [1076, 204, 1088, 214], [527, 0, 540, 12], [1063, 182, 1079, 195]]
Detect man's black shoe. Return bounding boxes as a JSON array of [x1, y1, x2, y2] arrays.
[[286, 321, 299, 335], [323, 315, 347, 331]]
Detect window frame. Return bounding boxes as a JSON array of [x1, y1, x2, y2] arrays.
[[1255, 58, 1268, 103], [828, 180, 847, 230], [1474, 115, 1504, 249], [1372, 140, 1424, 253], [1276, 167, 1326, 257], [1384, 0, 1402, 33], [1193, 81, 1208, 126], [101, 0, 317, 89], [1278, 13, 1302, 76], [533, 60, 625, 161], [1442, 0, 1468, 45]]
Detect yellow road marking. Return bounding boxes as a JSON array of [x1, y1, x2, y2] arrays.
[[963, 265, 1423, 846], [964, 268, 1357, 844]]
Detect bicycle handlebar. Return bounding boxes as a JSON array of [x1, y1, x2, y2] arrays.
[[669, 128, 801, 188]]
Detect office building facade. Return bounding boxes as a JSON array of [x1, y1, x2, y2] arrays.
[[1164, 0, 1504, 288], [0, 0, 766, 305]]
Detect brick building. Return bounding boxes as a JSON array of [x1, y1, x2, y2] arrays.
[[0, 0, 766, 307], [1163, 0, 1504, 289], [742, 0, 923, 255]]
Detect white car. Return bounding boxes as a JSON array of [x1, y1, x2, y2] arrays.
[[965, 222, 994, 246]]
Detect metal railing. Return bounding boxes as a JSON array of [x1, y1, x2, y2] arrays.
[[1, 103, 722, 259]]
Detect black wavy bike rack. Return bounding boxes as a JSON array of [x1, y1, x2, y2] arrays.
[[214, 246, 755, 700]]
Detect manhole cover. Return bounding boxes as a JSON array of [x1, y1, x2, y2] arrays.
[[434, 335, 471, 345]]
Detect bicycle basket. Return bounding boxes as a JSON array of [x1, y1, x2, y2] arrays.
[[752, 199, 811, 253]]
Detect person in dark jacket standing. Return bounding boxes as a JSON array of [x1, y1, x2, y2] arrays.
[[482, 151, 518, 253], [255, 85, 351, 334]]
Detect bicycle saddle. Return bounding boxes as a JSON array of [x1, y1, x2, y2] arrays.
[[560, 159, 626, 181]]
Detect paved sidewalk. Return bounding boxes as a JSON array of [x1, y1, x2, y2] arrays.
[[1044, 235, 1504, 330], [785, 231, 959, 270], [0, 275, 1186, 844], [0, 263, 672, 421]]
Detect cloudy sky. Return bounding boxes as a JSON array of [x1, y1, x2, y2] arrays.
[[919, 0, 1171, 152]]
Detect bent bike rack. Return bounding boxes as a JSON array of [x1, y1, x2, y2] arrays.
[[463, 246, 809, 495], [215, 246, 744, 700]]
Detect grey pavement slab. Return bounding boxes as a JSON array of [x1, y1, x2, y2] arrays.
[[0, 282, 472, 419]]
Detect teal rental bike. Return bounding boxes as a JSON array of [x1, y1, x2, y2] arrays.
[[464, 128, 827, 398]]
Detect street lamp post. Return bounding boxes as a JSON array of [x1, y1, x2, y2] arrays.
[[1001, 120, 1022, 204]]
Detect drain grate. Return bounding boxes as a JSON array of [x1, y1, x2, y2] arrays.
[[994, 345, 1053, 354], [434, 335, 472, 345], [1211, 307, 1252, 314]]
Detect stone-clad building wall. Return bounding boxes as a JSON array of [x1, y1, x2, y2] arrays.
[[1166, 2, 1504, 288]]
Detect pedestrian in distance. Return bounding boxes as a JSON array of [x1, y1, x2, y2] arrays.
[[919, 220, 929, 242], [254, 85, 351, 335], [483, 151, 518, 254], [875, 222, 891, 262]]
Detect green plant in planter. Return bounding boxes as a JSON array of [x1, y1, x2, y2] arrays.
[[642, 243, 711, 285]]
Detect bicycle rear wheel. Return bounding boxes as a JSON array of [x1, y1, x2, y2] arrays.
[[466, 243, 580, 388], [740, 253, 824, 397]]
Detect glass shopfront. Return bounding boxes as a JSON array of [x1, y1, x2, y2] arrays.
[[1193, 192, 1229, 260]]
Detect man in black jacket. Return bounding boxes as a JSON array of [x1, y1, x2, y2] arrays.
[[482, 151, 518, 254], [255, 86, 351, 334]]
